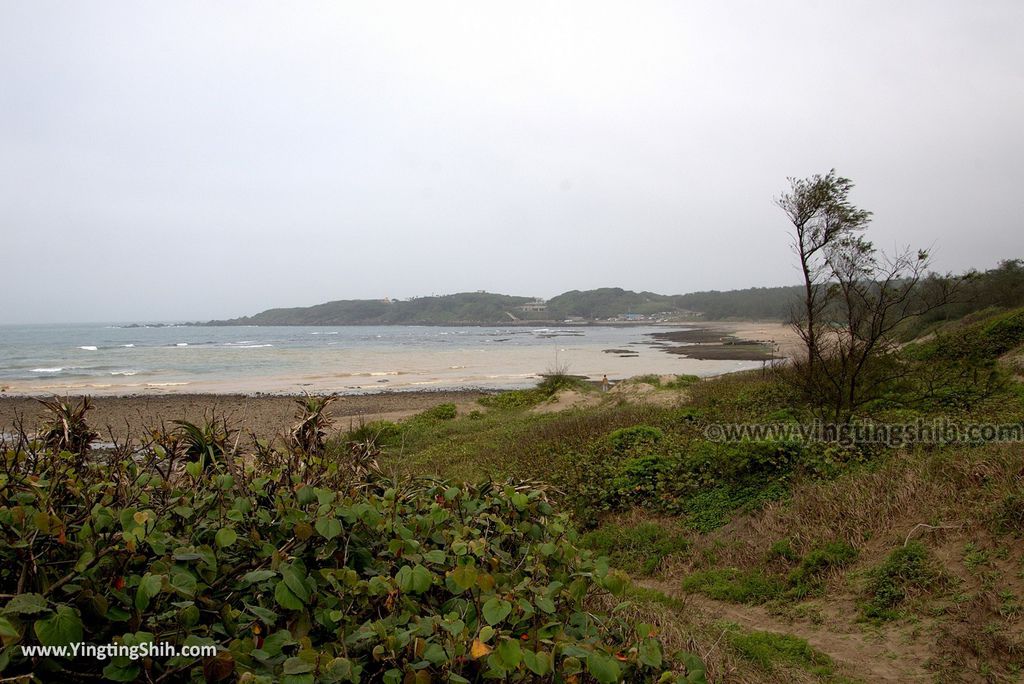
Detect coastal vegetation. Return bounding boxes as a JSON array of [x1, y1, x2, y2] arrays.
[[5, 288, 1023, 680], [4, 174, 1024, 681]]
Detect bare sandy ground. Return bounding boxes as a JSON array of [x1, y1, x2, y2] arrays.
[[0, 390, 486, 441]]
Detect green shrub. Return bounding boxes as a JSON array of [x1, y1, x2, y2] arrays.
[[560, 438, 799, 528], [686, 482, 790, 533], [344, 419, 402, 445], [36, 395, 98, 455], [536, 372, 590, 395], [862, 542, 941, 620], [582, 522, 690, 575], [680, 568, 784, 604], [786, 541, 858, 597], [415, 402, 458, 421], [633, 375, 697, 390], [0, 444, 696, 682], [766, 538, 799, 563], [477, 389, 544, 410], [171, 416, 235, 467], [990, 487, 1024, 537], [288, 394, 338, 456], [726, 628, 834, 676], [607, 425, 664, 454], [662, 375, 700, 390]]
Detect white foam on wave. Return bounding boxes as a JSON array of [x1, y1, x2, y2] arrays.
[[146, 382, 189, 387], [121, 344, 135, 348], [78, 345, 98, 351], [32, 367, 64, 373], [175, 343, 188, 347], [110, 370, 138, 376], [237, 344, 273, 348]]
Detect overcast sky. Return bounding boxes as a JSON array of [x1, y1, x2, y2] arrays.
[[2, 1, 1022, 323]]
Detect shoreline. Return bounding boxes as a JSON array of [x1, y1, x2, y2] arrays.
[[0, 389, 490, 440], [0, 321, 800, 398]]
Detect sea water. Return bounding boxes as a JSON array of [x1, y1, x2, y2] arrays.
[[0, 323, 760, 395]]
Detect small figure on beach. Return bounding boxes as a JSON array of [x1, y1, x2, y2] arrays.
[[601, 374, 610, 392]]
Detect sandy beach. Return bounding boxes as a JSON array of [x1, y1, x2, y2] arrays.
[[0, 321, 802, 440], [0, 390, 488, 441], [0, 321, 800, 397]]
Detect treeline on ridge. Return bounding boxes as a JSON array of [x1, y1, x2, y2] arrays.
[[205, 260, 1024, 326]]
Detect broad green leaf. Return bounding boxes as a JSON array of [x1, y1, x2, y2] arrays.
[[562, 656, 582, 675], [283, 656, 314, 674], [449, 564, 477, 591], [281, 567, 310, 602], [274, 581, 305, 610], [102, 660, 141, 682], [601, 569, 629, 597], [215, 527, 238, 548], [33, 605, 83, 647], [679, 651, 708, 684], [495, 638, 522, 669], [261, 630, 295, 657], [481, 597, 512, 626], [410, 565, 433, 593], [242, 570, 277, 584], [0, 616, 19, 639], [315, 517, 342, 541], [422, 642, 447, 664], [169, 571, 197, 597], [534, 595, 556, 614], [587, 653, 621, 684], [324, 657, 354, 680], [423, 549, 446, 564], [523, 649, 551, 676], [638, 637, 662, 668], [3, 593, 48, 615], [135, 573, 164, 611]]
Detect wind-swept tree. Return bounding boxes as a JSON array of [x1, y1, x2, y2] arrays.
[[776, 171, 871, 393], [777, 171, 959, 420]]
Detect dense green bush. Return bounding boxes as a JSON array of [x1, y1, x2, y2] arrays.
[[607, 426, 664, 454], [477, 390, 544, 411], [679, 569, 783, 604], [0, 440, 699, 682], [725, 628, 834, 677], [582, 522, 690, 576], [862, 542, 941, 620], [413, 403, 458, 422], [786, 541, 858, 598], [343, 420, 402, 446], [562, 435, 802, 529]]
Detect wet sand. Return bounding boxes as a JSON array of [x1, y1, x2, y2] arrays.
[[647, 320, 800, 361]]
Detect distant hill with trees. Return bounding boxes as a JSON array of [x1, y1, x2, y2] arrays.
[[204, 261, 1023, 326], [209, 292, 535, 326]]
